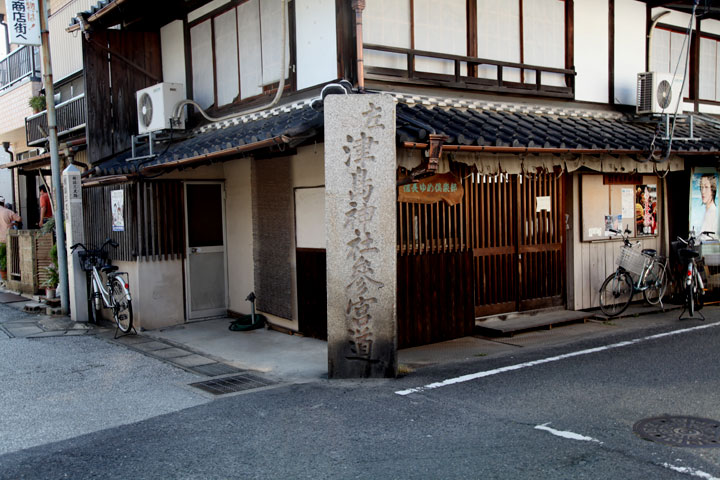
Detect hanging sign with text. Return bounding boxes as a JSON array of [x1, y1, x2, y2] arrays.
[[397, 172, 464, 206], [5, 0, 41, 46]]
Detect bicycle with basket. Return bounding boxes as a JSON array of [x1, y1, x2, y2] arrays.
[[598, 228, 668, 317], [70, 238, 134, 337], [674, 230, 715, 320]]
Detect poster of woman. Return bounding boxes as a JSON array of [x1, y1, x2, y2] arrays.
[[635, 184, 657, 235], [689, 168, 719, 239]]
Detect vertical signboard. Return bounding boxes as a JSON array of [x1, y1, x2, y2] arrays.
[[5, 0, 42, 46], [325, 94, 397, 378]]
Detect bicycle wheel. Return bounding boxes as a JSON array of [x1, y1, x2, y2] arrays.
[[87, 276, 98, 324], [688, 282, 695, 317], [643, 261, 668, 305], [110, 277, 133, 332], [694, 273, 705, 312], [599, 271, 633, 316]]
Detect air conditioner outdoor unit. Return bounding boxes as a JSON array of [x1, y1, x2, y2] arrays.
[[636, 72, 684, 115], [136, 82, 186, 134]]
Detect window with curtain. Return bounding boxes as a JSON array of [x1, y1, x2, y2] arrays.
[[363, 0, 567, 83], [189, 0, 291, 110], [699, 36, 720, 102], [650, 27, 690, 99]]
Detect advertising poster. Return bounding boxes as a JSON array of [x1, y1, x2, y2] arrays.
[[635, 184, 657, 235], [689, 168, 719, 237], [605, 214, 622, 236], [111, 190, 124, 232]]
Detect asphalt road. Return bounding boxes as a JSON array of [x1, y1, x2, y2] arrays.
[[1, 306, 720, 479]]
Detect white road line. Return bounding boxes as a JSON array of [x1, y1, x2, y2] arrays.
[[534, 423, 603, 444], [661, 463, 720, 480], [395, 321, 720, 396]]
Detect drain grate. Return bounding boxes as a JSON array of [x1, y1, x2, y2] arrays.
[[190, 363, 244, 377], [633, 416, 720, 448], [189, 373, 275, 395]]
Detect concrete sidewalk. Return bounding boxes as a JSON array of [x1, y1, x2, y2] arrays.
[[1, 284, 713, 382]]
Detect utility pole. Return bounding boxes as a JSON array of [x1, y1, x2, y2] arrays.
[[39, 0, 69, 314]]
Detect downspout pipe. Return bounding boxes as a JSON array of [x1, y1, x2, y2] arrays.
[[648, 11, 671, 70], [0, 14, 10, 56], [352, 0, 366, 90]]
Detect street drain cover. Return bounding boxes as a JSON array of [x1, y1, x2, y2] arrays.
[[633, 416, 720, 448], [189, 373, 275, 395]]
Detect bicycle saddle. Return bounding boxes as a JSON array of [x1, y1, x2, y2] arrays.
[[101, 265, 119, 273], [678, 248, 699, 259], [641, 249, 656, 257]]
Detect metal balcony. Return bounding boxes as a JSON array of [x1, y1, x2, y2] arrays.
[[0, 46, 41, 92], [25, 93, 87, 146]]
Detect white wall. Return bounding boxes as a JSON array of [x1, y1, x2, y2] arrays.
[[0, 149, 13, 208], [224, 158, 255, 316], [160, 20, 187, 95], [701, 19, 720, 36], [574, 0, 609, 103], [112, 260, 185, 330], [188, 0, 231, 22], [614, 0, 646, 105], [295, 0, 338, 89], [651, 7, 691, 29]]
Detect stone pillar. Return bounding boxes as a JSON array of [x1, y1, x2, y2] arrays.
[[324, 94, 397, 378], [62, 164, 87, 322]]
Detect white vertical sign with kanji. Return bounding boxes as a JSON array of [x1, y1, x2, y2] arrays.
[[5, 0, 41, 46]]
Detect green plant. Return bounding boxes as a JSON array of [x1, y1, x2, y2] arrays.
[[0, 243, 6, 271], [40, 217, 55, 235], [29, 94, 46, 112], [42, 243, 59, 288], [42, 263, 58, 288]]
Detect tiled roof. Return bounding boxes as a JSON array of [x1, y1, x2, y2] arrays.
[[92, 100, 323, 177], [90, 92, 720, 179], [392, 94, 720, 153]]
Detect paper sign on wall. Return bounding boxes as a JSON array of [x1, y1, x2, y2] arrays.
[[111, 190, 124, 232], [621, 188, 634, 218], [536, 196, 551, 212]]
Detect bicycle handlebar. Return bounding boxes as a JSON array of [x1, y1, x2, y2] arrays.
[[70, 238, 118, 255]]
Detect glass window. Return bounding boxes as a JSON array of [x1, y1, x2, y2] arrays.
[[189, 0, 291, 110]]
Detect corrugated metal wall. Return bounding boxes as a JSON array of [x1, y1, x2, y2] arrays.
[[49, 0, 95, 81]]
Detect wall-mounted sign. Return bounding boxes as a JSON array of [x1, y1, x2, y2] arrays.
[[690, 168, 719, 238], [397, 172, 464, 206], [5, 0, 41, 46], [636, 184, 657, 236], [536, 196, 551, 212], [111, 189, 124, 232]]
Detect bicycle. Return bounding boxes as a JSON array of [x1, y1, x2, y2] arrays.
[[70, 238, 134, 336], [676, 231, 712, 320], [598, 228, 668, 317]]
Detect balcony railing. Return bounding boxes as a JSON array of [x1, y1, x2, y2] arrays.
[[363, 44, 576, 98], [0, 46, 41, 92], [26, 93, 87, 146]]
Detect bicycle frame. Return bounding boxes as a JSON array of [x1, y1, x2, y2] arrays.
[[89, 266, 131, 309]]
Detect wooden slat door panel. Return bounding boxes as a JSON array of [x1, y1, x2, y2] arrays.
[[518, 173, 565, 310], [470, 173, 518, 317]]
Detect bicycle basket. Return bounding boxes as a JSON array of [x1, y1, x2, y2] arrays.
[[78, 250, 108, 272], [616, 245, 649, 276]]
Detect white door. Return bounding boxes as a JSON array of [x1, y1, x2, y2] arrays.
[[184, 182, 227, 319]]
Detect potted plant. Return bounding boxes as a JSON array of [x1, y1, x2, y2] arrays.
[[42, 244, 58, 298], [29, 94, 46, 113], [0, 242, 6, 280]]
